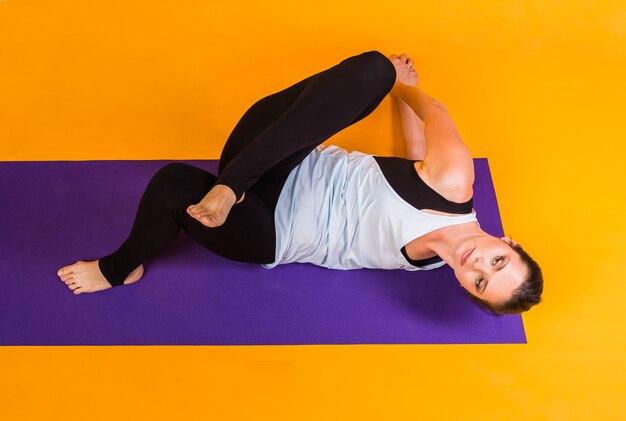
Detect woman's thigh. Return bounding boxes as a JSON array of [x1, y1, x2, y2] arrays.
[[218, 75, 315, 175]]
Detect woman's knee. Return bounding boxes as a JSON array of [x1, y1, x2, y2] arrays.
[[155, 162, 195, 177], [148, 162, 215, 195], [353, 50, 397, 90]]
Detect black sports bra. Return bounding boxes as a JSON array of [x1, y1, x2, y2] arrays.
[[372, 155, 474, 268]]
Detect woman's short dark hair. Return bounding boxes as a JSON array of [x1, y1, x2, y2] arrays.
[[468, 242, 543, 315]]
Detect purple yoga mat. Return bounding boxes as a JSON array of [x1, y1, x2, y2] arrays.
[[0, 157, 526, 345]]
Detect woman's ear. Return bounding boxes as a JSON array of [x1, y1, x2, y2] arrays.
[[500, 236, 518, 246]]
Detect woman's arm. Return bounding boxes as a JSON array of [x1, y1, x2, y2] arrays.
[[387, 53, 426, 161], [396, 96, 426, 161], [391, 83, 474, 201]]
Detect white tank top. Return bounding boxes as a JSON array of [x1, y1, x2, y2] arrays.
[[262, 144, 478, 271]]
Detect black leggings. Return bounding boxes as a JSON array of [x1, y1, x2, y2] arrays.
[[98, 50, 397, 286]]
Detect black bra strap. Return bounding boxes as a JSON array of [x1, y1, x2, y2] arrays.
[[400, 246, 443, 268], [372, 156, 473, 214]]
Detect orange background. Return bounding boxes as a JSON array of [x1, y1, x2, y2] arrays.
[[1, 0, 625, 419]]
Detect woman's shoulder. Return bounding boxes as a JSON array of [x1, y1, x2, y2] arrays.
[[370, 155, 473, 214], [413, 160, 473, 203]]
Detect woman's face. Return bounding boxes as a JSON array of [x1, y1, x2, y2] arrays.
[[451, 234, 528, 306]]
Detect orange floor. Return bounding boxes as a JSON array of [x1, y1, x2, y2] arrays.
[[1, 1, 625, 419]]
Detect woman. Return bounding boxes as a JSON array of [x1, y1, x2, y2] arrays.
[[57, 50, 543, 314]]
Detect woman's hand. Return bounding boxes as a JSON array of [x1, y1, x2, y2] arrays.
[[388, 53, 419, 87]]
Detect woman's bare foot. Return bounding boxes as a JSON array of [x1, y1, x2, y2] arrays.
[[186, 184, 244, 228], [57, 260, 144, 295]]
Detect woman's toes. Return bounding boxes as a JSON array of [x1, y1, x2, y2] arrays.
[[57, 260, 112, 294], [58, 262, 82, 277]]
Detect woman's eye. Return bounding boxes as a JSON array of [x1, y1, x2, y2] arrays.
[[492, 256, 503, 266], [475, 276, 484, 288]]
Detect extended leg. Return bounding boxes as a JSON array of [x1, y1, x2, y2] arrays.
[[97, 163, 277, 287], [58, 163, 277, 291]]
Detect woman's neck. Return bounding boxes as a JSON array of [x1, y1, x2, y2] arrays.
[[427, 222, 484, 270]]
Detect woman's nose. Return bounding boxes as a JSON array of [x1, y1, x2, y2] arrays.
[[471, 256, 487, 271]]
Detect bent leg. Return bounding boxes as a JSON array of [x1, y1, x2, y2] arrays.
[[98, 163, 276, 286], [187, 50, 396, 228], [217, 50, 397, 201]]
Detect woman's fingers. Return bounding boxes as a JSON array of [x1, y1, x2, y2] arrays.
[[398, 53, 414, 69], [388, 53, 418, 85], [389, 53, 413, 67]]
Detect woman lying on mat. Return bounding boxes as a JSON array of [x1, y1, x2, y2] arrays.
[[57, 50, 543, 314]]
